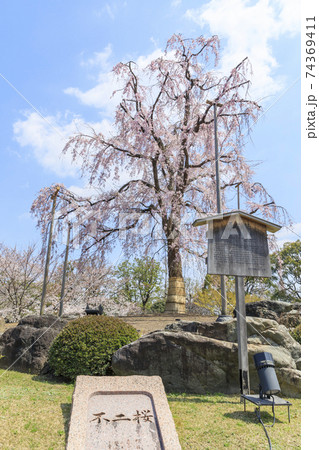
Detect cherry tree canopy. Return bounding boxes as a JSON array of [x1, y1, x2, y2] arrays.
[[31, 34, 288, 279]]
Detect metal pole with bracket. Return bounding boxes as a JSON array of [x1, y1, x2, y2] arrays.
[[213, 102, 227, 316], [40, 186, 59, 316]]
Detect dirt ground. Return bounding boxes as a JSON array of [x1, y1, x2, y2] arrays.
[[118, 314, 217, 335], [0, 315, 216, 336], [0, 321, 16, 334]]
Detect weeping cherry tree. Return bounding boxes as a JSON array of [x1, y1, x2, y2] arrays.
[[31, 34, 288, 313]]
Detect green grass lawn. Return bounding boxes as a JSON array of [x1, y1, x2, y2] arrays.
[[0, 370, 300, 449]]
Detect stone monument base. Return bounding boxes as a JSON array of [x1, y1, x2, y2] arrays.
[[67, 375, 181, 450], [164, 277, 186, 314]]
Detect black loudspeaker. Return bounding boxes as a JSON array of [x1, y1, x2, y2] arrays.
[[253, 352, 281, 398]]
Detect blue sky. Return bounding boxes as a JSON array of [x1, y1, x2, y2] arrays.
[[0, 0, 301, 250]]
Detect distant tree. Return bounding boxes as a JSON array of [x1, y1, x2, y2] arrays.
[[0, 244, 45, 320], [50, 257, 116, 311], [244, 276, 272, 300], [49, 256, 142, 317], [194, 274, 234, 314], [243, 240, 301, 303], [184, 277, 200, 304], [115, 257, 163, 311], [195, 274, 263, 314], [269, 240, 301, 302]]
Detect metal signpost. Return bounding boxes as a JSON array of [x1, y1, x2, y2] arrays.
[[195, 100, 281, 395], [235, 275, 249, 393], [213, 103, 227, 317], [193, 211, 281, 394]]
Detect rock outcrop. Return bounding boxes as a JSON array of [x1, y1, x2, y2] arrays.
[[238, 300, 301, 329], [0, 315, 68, 374], [112, 318, 301, 397]]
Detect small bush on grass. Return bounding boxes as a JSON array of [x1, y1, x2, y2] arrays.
[[48, 315, 139, 380]]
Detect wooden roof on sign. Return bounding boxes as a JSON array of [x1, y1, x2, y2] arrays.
[[192, 210, 281, 233]]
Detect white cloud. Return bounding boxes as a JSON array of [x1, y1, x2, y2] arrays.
[[105, 4, 115, 20], [171, 0, 182, 7], [186, 0, 300, 100], [64, 48, 166, 115], [94, 3, 116, 20], [13, 112, 114, 178], [275, 0, 300, 35], [65, 44, 121, 115], [64, 73, 120, 114], [135, 48, 166, 68], [64, 1, 301, 116], [80, 45, 113, 71], [13, 112, 76, 177], [13, 43, 174, 183], [13, 2, 301, 182], [67, 184, 104, 199], [275, 222, 301, 248]]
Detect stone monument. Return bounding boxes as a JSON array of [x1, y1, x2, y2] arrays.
[[67, 375, 181, 450]]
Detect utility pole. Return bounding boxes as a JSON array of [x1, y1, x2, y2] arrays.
[[212, 102, 227, 316], [59, 222, 71, 317], [40, 186, 59, 316]]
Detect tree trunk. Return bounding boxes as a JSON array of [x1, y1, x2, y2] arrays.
[[167, 241, 183, 278], [165, 240, 186, 314]]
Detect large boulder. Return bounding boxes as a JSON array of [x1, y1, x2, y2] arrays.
[[279, 310, 301, 329], [112, 318, 301, 397], [166, 317, 301, 361], [240, 300, 301, 329], [0, 315, 68, 374]]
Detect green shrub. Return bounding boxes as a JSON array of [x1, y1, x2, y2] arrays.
[[290, 323, 301, 344], [48, 316, 139, 380], [148, 299, 166, 313]]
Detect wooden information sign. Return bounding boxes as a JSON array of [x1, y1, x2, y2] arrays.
[[194, 211, 281, 278], [193, 210, 281, 395]]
